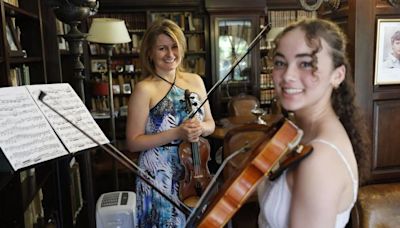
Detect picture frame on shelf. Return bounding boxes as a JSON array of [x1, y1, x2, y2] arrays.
[[58, 36, 68, 51], [91, 59, 107, 73], [374, 18, 400, 85], [5, 18, 25, 57], [55, 18, 69, 51], [122, 83, 131, 94]]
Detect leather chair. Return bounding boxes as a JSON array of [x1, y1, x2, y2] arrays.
[[351, 182, 400, 228], [227, 93, 260, 117]]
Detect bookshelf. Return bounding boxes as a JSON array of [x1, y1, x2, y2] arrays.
[[258, 9, 317, 112], [0, 0, 48, 227], [206, 0, 266, 118], [0, 0, 47, 87], [0, 1, 95, 227], [86, 8, 208, 139]]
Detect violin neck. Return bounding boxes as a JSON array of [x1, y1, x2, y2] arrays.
[[191, 142, 200, 166]]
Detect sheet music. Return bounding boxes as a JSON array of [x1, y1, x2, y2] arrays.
[[27, 83, 110, 153], [0, 86, 69, 171]]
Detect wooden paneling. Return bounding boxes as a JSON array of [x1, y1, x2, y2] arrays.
[[370, 1, 400, 183], [266, 0, 303, 10], [372, 100, 400, 181], [206, 0, 266, 12], [322, 0, 400, 184], [98, 0, 201, 9]]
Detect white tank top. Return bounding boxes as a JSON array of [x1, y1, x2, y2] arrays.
[[257, 139, 358, 228]]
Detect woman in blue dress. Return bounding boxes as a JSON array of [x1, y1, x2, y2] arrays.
[[126, 19, 215, 228]]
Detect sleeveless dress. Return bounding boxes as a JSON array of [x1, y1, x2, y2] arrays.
[[135, 82, 205, 228], [257, 139, 358, 228]]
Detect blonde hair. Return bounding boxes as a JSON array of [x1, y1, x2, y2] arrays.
[[140, 19, 186, 77]]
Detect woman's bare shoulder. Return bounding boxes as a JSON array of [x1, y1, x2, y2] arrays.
[[181, 71, 203, 82], [135, 77, 157, 92]]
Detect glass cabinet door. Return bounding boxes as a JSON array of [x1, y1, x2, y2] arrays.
[[210, 15, 260, 117], [216, 19, 253, 82]]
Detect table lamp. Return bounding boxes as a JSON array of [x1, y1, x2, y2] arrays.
[[87, 18, 131, 143]]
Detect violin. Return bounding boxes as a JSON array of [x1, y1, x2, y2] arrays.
[[179, 89, 212, 208], [189, 118, 312, 227]]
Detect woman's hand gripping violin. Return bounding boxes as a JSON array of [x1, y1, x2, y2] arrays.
[[179, 89, 212, 208]]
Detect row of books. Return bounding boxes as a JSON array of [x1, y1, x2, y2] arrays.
[[260, 88, 276, 105], [88, 38, 141, 56], [89, 13, 147, 31], [55, 18, 71, 51], [88, 32, 203, 56], [20, 165, 81, 228], [260, 72, 274, 89], [20, 169, 44, 228], [90, 95, 129, 117], [3, 0, 18, 7], [69, 159, 83, 225], [187, 34, 204, 51], [150, 12, 203, 32], [23, 188, 44, 228], [268, 10, 317, 28], [9, 64, 30, 86], [183, 56, 206, 76]]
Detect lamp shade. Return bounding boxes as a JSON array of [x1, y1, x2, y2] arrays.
[[87, 18, 131, 44]]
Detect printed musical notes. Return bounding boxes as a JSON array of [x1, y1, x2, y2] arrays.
[[0, 86, 68, 171], [0, 83, 110, 171], [27, 83, 110, 153]]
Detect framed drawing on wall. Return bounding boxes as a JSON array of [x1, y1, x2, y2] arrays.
[[5, 18, 24, 57], [374, 18, 400, 85]]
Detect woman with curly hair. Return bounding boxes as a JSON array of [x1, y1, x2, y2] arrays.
[[257, 18, 369, 228]]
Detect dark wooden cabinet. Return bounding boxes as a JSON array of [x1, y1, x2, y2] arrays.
[[320, 0, 400, 184], [0, 0, 50, 225], [205, 0, 266, 118]]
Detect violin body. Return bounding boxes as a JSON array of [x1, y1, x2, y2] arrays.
[[179, 137, 212, 207], [179, 89, 212, 208], [195, 118, 312, 228]]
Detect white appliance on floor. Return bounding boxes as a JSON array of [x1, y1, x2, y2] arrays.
[[96, 191, 136, 228]]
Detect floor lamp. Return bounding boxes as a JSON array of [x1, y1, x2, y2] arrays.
[[87, 18, 131, 144]]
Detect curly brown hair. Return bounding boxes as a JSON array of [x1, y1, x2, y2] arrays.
[[273, 18, 371, 185]]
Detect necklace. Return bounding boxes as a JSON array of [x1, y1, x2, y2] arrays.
[[154, 71, 176, 86]]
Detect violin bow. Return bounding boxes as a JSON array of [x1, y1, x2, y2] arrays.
[[38, 91, 192, 216], [188, 23, 271, 119]]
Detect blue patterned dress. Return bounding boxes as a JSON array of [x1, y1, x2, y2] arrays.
[[136, 83, 204, 228]]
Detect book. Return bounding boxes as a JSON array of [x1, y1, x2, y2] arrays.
[[0, 83, 109, 171]]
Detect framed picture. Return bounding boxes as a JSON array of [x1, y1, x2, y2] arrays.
[[122, 83, 132, 94], [91, 59, 107, 73], [374, 18, 400, 85], [5, 18, 24, 57]]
